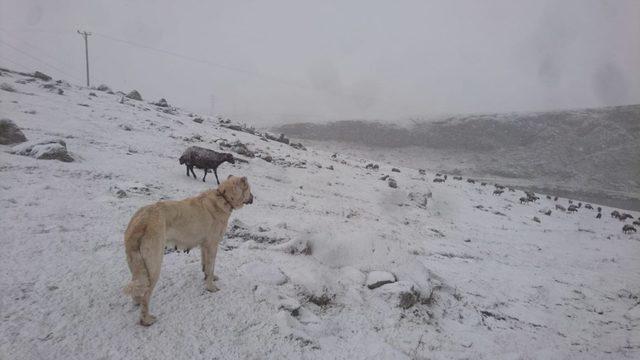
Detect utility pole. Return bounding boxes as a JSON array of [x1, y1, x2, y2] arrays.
[[77, 30, 91, 87]]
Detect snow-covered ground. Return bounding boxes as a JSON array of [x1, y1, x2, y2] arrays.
[[1, 70, 639, 359]]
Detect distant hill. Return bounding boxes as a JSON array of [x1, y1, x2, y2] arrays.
[[274, 105, 640, 208], [275, 105, 640, 151]]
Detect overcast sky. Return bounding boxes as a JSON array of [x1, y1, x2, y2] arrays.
[[1, 0, 638, 125]]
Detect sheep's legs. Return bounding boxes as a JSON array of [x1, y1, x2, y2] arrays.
[[214, 169, 220, 185], [202, 169, 208, 182], [186, 165, 197, 179]]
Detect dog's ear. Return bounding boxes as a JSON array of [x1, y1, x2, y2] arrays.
[[227, 174, 233, 180]]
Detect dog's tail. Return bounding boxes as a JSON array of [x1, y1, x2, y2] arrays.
[[123, 220, 152, 299]]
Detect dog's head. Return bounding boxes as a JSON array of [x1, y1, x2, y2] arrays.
[[224, 153, 236, 164], [218, 175, 253, 209]]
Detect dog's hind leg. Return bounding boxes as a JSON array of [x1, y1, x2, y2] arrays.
[[124, 222, 150, 306], [125, 247, 146, 306], [138, 232, 164, 326]]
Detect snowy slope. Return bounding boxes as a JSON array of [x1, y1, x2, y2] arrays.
[[1, 69, 639, 360]]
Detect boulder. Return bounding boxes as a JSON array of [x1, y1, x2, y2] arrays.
[[241, 262, 288, 286], [259, 153, 273, 162], [0, 119, 27, 145], [387, 177, 398, 189], [1, 82, 16, 92], [277, 134, 290, 145], [193, 117, 204, 124], [55, 80, 71, 88], [366, 271, 396, 289], [223, 124, 243, 131], [126, 90, 142, 101], [290, 142, 306, 151], [228, 141, 255, 158], [11, 139, 74, 162], [96, 84, 112, 92], [154, 98, 169, 107], [377, 281, 421, 309], [33, 71, 52, 81], [408, 191, 431, 209]]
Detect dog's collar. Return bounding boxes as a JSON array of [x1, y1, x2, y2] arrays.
[[216, 189, 235, 210]]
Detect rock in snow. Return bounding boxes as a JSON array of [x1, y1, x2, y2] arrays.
[[376, 281, 421, 309], [153, 98, 169, 107], [241, 261, 288, 285], [33, 71, 52, 81], [408, 191, 432, 209], [10, 139, 74, 162], [366, 271, 396, 289], [0, 119, 27, 145], [126, 90, 142, 101], [1, 82, 16, 92], [95, 84, 112, 93]]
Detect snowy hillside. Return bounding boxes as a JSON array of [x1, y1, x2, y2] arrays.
[[1, 69, 640, 359]]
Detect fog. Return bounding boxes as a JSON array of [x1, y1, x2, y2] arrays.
[[1, 0, 638, 125]]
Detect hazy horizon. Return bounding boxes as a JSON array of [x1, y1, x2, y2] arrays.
[[1, 0, 639, 125]]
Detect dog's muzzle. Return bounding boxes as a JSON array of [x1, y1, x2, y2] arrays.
[[245, 193, 254, 204]]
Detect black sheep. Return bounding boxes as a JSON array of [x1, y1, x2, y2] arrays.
[[179, 146, 235, 184]]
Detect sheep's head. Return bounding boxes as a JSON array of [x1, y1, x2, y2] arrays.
[[225, 153, 235, 164]]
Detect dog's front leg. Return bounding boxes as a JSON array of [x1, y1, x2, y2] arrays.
[[202, 240, 220, 292], [201, 246, 219, 281]]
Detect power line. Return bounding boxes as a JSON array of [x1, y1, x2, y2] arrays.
[[0, 39, 81, 82], [0, 28, 391, 112], [0, 28, 78, 76], [0, 55, 29, 72], [93, 32, 388, 107], [93, 32, 311, 90]]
